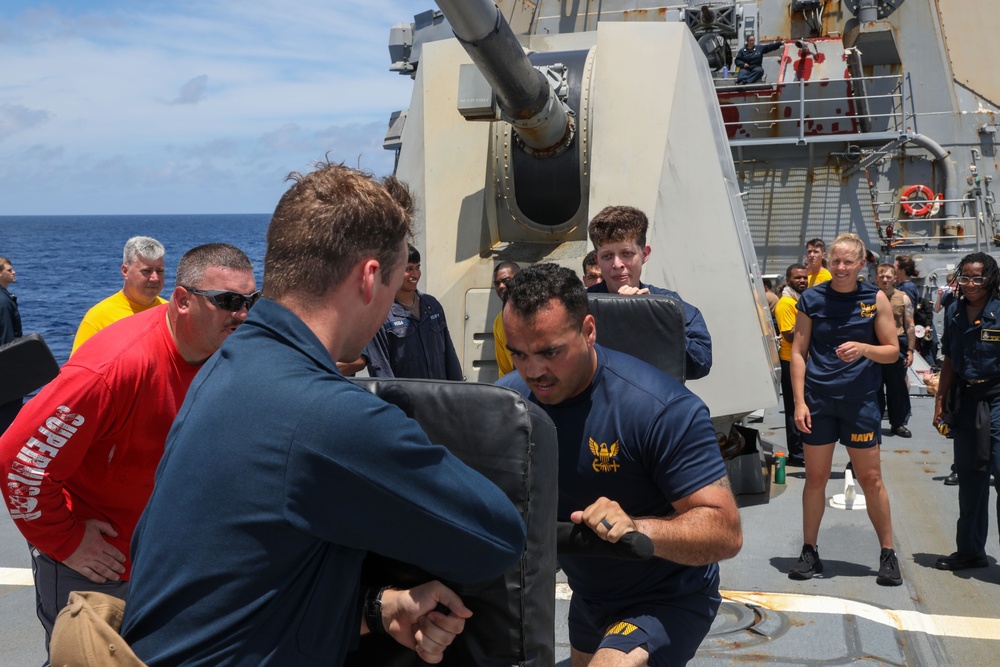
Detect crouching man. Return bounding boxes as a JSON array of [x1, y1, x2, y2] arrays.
[[498, 264, 741, 667]]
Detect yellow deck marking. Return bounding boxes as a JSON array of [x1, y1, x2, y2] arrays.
[[724, 590, 1000, 640], [557, 585, 1000, 640]]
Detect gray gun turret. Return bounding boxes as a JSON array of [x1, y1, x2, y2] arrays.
[[437, 0, 574, 158]]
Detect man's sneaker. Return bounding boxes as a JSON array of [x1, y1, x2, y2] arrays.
[[789, 544, 823, 580], [876, 548, 903, 586]]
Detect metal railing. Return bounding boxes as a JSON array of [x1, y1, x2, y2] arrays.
[[722, 72, 914, 147]]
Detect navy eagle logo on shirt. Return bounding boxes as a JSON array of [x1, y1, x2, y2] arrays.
[[589, 438, 621, 473], [859, 302, 877, 318]]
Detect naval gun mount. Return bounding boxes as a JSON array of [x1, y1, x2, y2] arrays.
[[385, 0, 779, 446]]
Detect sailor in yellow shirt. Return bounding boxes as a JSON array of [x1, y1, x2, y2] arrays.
[[492, 261, 520, 377], [72, 236, 166, 355], [805, 238, 831, 287], [775, 263, 809, 465]]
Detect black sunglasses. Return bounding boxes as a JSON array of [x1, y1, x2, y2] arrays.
[[183, 287, 261, 311]]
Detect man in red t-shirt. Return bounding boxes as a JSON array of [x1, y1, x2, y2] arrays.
[[0, 243, 258, 663]]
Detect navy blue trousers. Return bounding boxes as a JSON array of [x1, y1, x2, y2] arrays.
[[780, 360, 803, 459], [953, 393, 1000, 555]]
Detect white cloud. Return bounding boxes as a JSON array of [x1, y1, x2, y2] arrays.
[[0, 0, 427, 213]]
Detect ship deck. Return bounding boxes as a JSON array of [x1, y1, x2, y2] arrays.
[[2, 396, 998, 666]]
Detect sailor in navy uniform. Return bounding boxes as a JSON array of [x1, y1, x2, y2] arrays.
[[734, 34, 783, 84], [499, 263, 741, 667], [934, 252, 1000, 571], [788, 234, 904, 586], [0, 257, 22, 432]]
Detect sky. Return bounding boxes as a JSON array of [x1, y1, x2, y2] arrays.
[[0, 0, 427, 215]]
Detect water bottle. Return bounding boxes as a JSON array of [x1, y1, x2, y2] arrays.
[[722, 65, 729, 79], [774, 452, 787, 484]]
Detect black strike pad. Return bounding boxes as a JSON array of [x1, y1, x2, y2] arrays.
[[345, 378, 558, 667], [587, 294, 686, 383], [0, 333, 59, 405]]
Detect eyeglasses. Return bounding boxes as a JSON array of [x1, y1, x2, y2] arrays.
[[957, 276, 986, 286], [183, 287, 261, 311]]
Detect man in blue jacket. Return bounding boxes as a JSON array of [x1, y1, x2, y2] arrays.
[[121, 163, 526, 666], [0, 256, 23, 432], [365, 244, 463, 380]]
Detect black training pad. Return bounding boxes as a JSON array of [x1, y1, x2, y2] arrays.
[[587, 293, 686, 383], [345, 378, 558, 667], [0, 333, 60, 405]]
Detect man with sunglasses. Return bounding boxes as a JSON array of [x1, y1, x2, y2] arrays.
[[0, 243, 256, 663]]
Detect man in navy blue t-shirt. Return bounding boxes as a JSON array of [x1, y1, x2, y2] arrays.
[[498, 263, 742, 667]]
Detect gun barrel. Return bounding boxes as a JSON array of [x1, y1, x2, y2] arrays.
[[436, 0, 573, 156]]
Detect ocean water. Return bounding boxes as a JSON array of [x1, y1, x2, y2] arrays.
[[0, 214, 271, 367]]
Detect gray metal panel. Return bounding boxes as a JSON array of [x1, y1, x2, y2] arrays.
[[743, 162, 880, 274], [457, 64, 498, 120], [464, 287, 500, 384], [938, 0, 1000, 108]]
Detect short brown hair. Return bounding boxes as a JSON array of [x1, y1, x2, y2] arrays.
[[876, 262, 896, 277], [588, 205, 648, 249], [806, 238, 826, 252], [263, 162, 412, 299], [0, 257, 10, 271]]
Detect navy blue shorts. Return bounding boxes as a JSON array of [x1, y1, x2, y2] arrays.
[[802, 389, 881, 448], [567, 593, 718, 667]]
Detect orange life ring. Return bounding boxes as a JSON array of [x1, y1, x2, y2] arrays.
[[900, 184, 934, 217]]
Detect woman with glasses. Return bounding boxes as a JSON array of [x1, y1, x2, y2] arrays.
[[933, 252, 1000, 571]]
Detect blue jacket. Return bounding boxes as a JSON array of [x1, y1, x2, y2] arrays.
[[365, 292, 463, 380], [122, 298, 525, 666], [734, 40, 783, 71], [0, 286, 21, 345], [942, 293, 1000, 382], [588, 282, 713, 380]]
